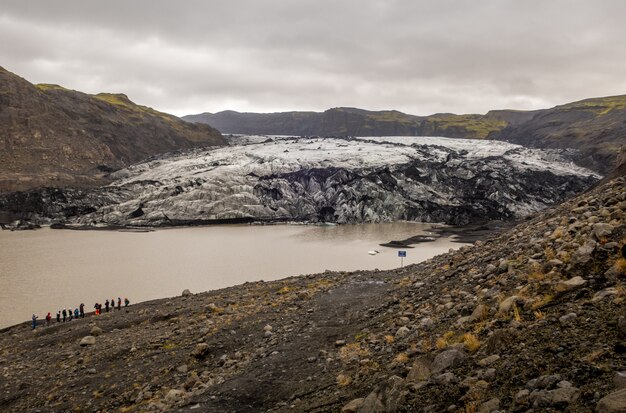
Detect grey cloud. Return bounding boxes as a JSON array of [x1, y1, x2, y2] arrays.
[[1, 0, 626, 116]]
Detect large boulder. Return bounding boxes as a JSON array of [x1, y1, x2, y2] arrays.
[[596, 388, 626, 412]]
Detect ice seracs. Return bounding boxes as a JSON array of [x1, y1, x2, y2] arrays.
[[25, 136, 600, 227]]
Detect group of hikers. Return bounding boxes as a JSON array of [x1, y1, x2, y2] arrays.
[[31, 297, 130, 329]]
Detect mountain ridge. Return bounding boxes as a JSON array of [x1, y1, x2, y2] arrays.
[[184, 96, 626, 174], [0, 66, 225, 193], [182, 106, 534, 140]]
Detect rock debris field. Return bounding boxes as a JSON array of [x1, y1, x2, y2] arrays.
[[0, 176, 625, 412]]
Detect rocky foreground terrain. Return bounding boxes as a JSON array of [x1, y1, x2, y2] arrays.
[[0, 175, 624, 412], [0, 136, 598, 228]]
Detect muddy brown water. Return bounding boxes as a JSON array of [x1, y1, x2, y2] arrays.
[[0, 223, 465, 328]]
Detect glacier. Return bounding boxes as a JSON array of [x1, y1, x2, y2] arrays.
[[1, 136, 600, 227]]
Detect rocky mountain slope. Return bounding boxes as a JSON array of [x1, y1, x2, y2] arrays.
[[0, 67, 225, 193], [0, 176, 623, 413], [496, 95, 626, 174], [0, 136, 599, 228], [183, 107, 535, 140]]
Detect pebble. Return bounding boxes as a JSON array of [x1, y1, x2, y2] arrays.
[[559, 313, 577, 324], [395, 326, 410, 339]]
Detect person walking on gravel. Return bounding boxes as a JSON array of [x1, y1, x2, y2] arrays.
[[74, 308, 79, 319], [117, 297, 121, 311], [56, 311, 61, 323], [62, 308, 67, 322], [105, 299, 110, 313], [45, 312, 51, 326], [79, 303, 85, 318], [31, 314, 38, 330], [124, 298, 130, 307]]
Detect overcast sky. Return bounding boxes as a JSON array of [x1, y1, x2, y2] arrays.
[[2, 1, 626, 117]]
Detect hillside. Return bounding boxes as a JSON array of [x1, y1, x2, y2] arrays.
[[183, 107, 535, 140], [0, 176, 623, 412], [0, 67, 225, 192], [496, 95, 626, 174]]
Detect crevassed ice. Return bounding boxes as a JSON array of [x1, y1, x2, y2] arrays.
[[113, 136, 598, 187]]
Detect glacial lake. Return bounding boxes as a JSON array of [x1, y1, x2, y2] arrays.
[[0, 223, 464, 328]]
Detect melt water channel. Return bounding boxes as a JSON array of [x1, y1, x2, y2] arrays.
[[0, 222, 466, 328]]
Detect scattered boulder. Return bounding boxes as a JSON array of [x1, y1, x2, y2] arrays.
[[477, 398, 499, 413], [79, 336, 96, 346], [191, 343, 209, 359], [431, 349, 466, 374], [596, 388, 626, 413], [574, 241, 597, 264], [559, 313, 578, 324], [90, 326, 103, 336], [165, 389, 186, 405], [342, 398, 365, 413], [432, 372, 458, 385], [357, 376, 407, 413], [593, 288, 618, 302], [555, 276, 587, 293], [406, 357, 432, 382], [550, 385, 581, 406], [593, 223, 614, 240], [181, 289, 192, 297], [395, 326, 410, 339], [499, 296, 523, 313], [614, 372, 626, 390], [478, 354, 500, 367]]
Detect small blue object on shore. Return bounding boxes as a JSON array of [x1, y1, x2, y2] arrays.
[[398, 250, 406, 268]]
